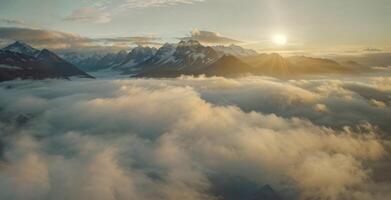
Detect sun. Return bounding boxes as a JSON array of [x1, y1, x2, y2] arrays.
[[273, 34, 287, 45]]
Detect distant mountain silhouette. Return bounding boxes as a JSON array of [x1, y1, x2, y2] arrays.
[[242, 54, 361, 76]]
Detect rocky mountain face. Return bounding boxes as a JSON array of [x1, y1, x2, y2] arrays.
[[61, 47, 157, 72], [128, 40, 221, 75], [94, 50, 128, 70], [60, 52, 105, 71], [114, 46, 157, 72], [37, 49, 93, 78], [0, 42, 93, 82]]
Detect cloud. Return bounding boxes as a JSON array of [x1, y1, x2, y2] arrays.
[[0, 27, 92, 50], [91, 0, 205, 10], [0, 72, 390, 200], [0, 26, 245, 52], [64, 7, 111, 24], [0, 27, 162, 52], [64, 0, 205, 25], [362, 48, 382, 52], [0, 18, 28, 27], [96, 36, 163, 46], [181, 28, 242, 44]]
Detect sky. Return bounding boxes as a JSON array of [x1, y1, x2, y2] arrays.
[[0, 0, 390, 52]]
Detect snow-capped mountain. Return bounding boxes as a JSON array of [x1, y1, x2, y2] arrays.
[[133, 40, 358, 78], [1, 50, 58, 82], [213, 44, 258, 57], [146, 43, 177, 65], [3, 41, 40, 57], [127, 40, 221, 75], [115, 46, 157, 71], [95, 50, 128, 69], [0, 41, 93, 81], [174, 40, 220, 66], [134, 40, 254, 77]]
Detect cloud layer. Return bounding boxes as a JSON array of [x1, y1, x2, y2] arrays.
[[0, 72, 390, 200]]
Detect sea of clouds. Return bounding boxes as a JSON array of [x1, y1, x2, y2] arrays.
[[0, 71, 390, 200]]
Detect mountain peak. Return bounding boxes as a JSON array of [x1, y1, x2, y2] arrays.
[[3, 41, 40, 57], [11, 41, 30, 47]]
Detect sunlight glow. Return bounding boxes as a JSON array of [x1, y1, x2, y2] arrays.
[[273, 34, 287, 45]]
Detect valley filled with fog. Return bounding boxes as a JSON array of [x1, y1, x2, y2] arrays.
[[0, 70, 390, 200]]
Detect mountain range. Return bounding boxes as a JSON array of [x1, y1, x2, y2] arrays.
[[0, 42, 93, 82], [1, 40, 370, 82], [123, 40, 365, 78]]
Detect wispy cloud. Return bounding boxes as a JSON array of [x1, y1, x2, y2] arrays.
[[64, 0, 205, 25], [96, 36, 163, 46], [0, 27, 91, 49], [64, 7, 111, 24], [0, 18, 28, 27], [180, 28, 242, 45], [92, 0, 205, 10]]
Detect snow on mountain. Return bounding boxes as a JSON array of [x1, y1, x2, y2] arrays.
[[3, 41, 41, 57], [95, 50, 128, 69], [126, 40, 221, 75], [133, 40, 257, 77], [115, 46, 157, 71], [174, 40, 220, 66], [213, 44, 258, 57], [151, 43, 177, 64], [0, 42, 93, 81]]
